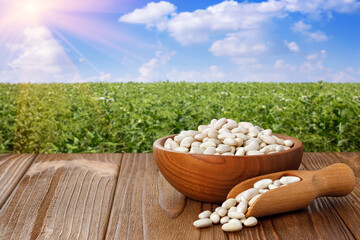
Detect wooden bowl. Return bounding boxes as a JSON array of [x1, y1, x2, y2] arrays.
[[153, 134, 303, 203]]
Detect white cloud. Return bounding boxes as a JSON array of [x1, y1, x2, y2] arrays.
[[210, 31, 268, 57], [120, 0, 357, 46], [283, 0, 360, 14], [166, 65, 225, 82], [0, 26, 79, 83], [119, 1, 176, 30], [292, 20, 328, 42], [274, 59, 296, 70], [307, 31, 329, 42], [121, 1, 285, 45], [232, 57, 258, 65], [166, 0, 284, 45], [137, 50, 175, 82], [285, 40, 299, 52], [306, 50, 327, 61]]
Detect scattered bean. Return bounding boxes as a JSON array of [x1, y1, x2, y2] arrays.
[[193, 218, 212, 228], [244, 217, 258, 227]]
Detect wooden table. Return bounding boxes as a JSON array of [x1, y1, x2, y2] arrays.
[[0, 153, 359, 240]]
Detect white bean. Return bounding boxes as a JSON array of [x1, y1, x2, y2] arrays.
[[234, 138, 244, 147], [216, 207, 227, 217], [164, 138, 172, 148], [210, 212, 220, 224], [284, 139, 294, 147], [194, 133, 207, 141], [207, 129, 218, 138], [203, 147, 216, 155], [223, 138, 236, 146], [187, 130, 200, 137], [273, 180, 281, 186], [222, 220, 243, 232], [245, 138, 261, 146], [170, 141, 179, 150], [261, 129, 272, 135], [174, 147, 189, 153], [268, 184, 279, 190], [222, 198, 237, 209], [191, 141, 201, 148], [202, 127, 212, 135], [193, 218, 212, 228], [228, 206, 237, 212], [259, 189, 269, 194], [274, 136, 285, 145], [218, 132, 236, 140], [246, 150, 264, 156], [254, 179, 273, 189], [174, 134, 187, 143], [242, 188, 259, 201], [235, 147, 245, 156], [244, 217, 258, 227], [228, 211, 245, 219], [223, 119, 238, 129], [214, 118, 227, 129], [210, 119, 217, 127], [220, 216, 230, 224], [236, 201, 247, 214], [190, 147, 204, 154], [216, 144, 231, 153], [222, 152, 234, 156], [208, 138, 221, 145], [235, 133, 248, 141], [280, 176, 301, 185], [180, 136, 194, 148], [260, 135, 277, 145], [198, 210, 212, 219], [276, 145, 285, 152], [235, 191, 246, 203], [200, 141, 216, 149], [198, 125, 209, 132], [244, 142, 259, 152], [218, 128, 231, 134], [248, 194, 261, 206], [238, 122, 253, 129], [232, 126, 248, 134]]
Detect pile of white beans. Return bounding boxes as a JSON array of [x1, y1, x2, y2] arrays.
[[193, 176, 301, 232], [164, 118, 294, 156]]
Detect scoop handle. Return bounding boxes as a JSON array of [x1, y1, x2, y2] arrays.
[[313, 163, 355, 197]]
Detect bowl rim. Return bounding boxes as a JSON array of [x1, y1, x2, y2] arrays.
[[153, 133, 303, 157]]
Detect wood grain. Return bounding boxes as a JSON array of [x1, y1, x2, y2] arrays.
[[0, 153, 121, 240], [0, 154, 36, 209], [153, 134, 303, 203], [0, 153, 358, 240], [302, 152, 360, 239]]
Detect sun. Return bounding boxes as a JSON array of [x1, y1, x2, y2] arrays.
[[25, 2, 37, 14], [22, 1, 46, 21]]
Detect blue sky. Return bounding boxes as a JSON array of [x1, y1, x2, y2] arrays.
[[0, 0, 360, 83]]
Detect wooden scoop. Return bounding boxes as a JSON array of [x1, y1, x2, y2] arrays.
[[227, 163, 355, 218]]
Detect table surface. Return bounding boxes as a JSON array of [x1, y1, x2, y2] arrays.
[[0, 153, 358, 240]]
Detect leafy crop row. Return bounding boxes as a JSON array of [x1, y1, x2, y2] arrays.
[[0, 82, 359, 153]]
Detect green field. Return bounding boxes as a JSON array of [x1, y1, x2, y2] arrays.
[[0, 82, 359, 153]]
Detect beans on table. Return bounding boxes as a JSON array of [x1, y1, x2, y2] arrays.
[[193, 175, 301, 232]]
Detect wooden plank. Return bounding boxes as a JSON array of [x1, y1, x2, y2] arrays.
[[0, 154, 37, 209], [106, 154, 355, 240], [302, 152, 360, 239], [106, 153, 220, 240], [0, 153, 122, 240]]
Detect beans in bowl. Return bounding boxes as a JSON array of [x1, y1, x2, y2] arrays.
[[164, 118, 294, 156]]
